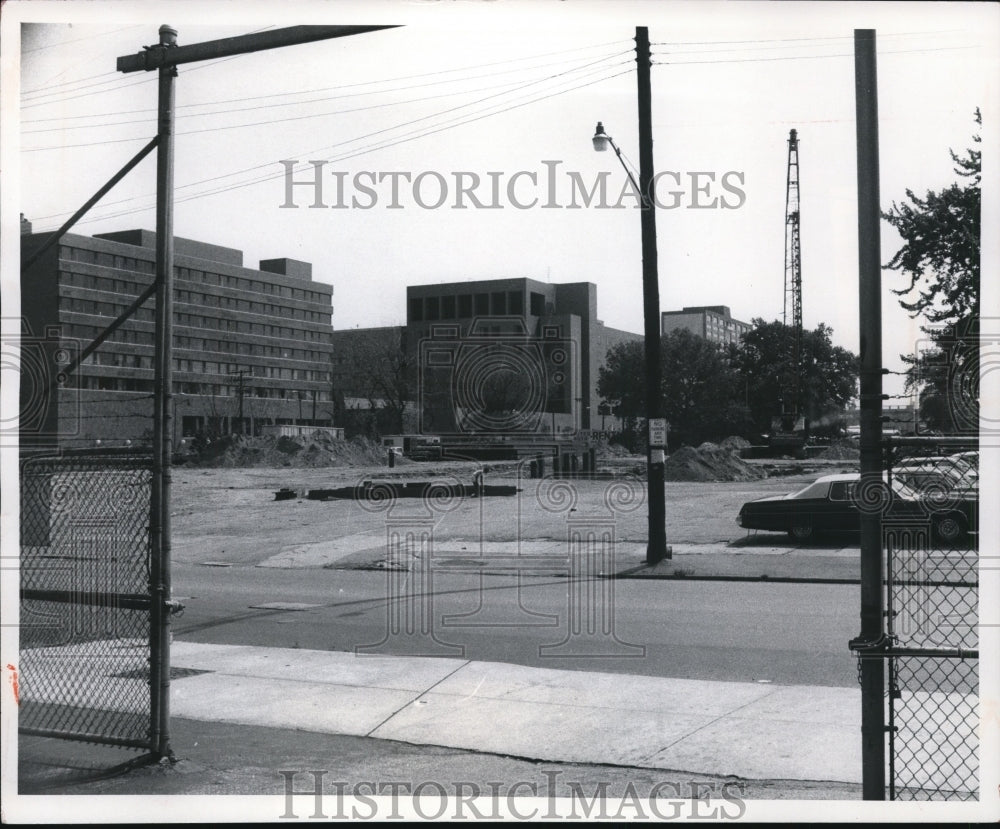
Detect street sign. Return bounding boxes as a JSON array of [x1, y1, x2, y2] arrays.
[[648, 418, 668, 447]]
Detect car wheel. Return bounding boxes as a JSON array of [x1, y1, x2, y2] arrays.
[[789, 523, 814, 541], [933, 514, 967, 544]]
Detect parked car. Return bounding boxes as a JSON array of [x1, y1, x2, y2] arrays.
[[737, 472, 976, 544], [893, 454, 978, 497]]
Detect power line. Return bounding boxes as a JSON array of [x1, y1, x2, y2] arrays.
[[20, 26, 278, 107], [651, 44, 976, 66], [35, 66, 635, 230], [22, 48, 631, 133], [97, 65, 637, 219], [650, 29, 968, 47], [21, 69, 121, 96], [20, 35, 627, 109], [21, 24, 146, 54], [24, 50, 629, 164]]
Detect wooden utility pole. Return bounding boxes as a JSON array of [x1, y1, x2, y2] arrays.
[[636, 27, 669, 563]]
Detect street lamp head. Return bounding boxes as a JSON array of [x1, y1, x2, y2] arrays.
[[592, 121, 611, 152]]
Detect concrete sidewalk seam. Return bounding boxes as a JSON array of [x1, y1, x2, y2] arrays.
[[364, 658, 471, 738], [635, 684, 787, 765]]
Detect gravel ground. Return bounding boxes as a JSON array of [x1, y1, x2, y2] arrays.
[[169, 461, 852, 566]]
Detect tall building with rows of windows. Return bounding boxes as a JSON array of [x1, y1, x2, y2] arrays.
[[20, 227, 334, 447], [661, 305, 751, 346], [407, 278, 637, 434], [330, 278, 640, 437]]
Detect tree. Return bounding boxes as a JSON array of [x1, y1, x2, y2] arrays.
[[729, 320, 859, 437], [597, 330, 752, 449], [333, 330, 413, 436], [883, 110, 980, 434]]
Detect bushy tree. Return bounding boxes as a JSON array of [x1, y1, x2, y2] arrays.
[[883, 110, 981, 435], [728, 320, 859, 438], [597, 330, 752, 449]]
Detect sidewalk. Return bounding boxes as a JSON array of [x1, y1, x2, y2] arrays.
[[18, 641, 865, 799]]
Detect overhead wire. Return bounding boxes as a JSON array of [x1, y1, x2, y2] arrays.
[[23, 50, 630, 154], [651, 44, 976, 66], [20, 25, 279, 107], [33, 64, 636, 230], [27, 52, 633, 220], [20, 35, 629, 108], [22, 47, 631, 133]]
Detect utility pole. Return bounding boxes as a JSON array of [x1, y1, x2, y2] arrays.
[[148, 23, 177, 763], [852, 28, 886, 801], [117, 23, 400, 761], [636, 26, 669, 564], [227, 369, 247, 434]]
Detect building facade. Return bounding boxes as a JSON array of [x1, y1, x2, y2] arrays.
[[20, 228, 334, 447], [661, 305, 751, 346], [405, 278, 640, 435]]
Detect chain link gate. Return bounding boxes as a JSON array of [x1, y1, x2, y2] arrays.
[[882, 438, 979, 800], [19, 450, 166, 752]]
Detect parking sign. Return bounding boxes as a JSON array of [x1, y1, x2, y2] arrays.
[[648, 418, 668, 447]]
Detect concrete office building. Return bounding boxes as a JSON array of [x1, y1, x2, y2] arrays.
[[661, 305, 751, 347], [20, 227, 334, 447], [406, 278, 640, 434]]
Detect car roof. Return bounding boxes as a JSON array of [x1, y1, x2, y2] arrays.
[[811, 473, 862, 483]]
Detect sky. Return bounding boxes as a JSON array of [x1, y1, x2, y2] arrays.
[[5, 0, 998, 404]]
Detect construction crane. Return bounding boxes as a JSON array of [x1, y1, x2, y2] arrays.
[[769, 128, 808, 456]]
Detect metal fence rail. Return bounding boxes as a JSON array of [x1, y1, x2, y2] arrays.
[[19, 451, 155, 750]]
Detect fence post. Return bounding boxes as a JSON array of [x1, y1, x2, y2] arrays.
[[854, 27, 886, 800]]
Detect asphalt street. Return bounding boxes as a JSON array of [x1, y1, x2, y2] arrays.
[[172, 563, 862, 687]]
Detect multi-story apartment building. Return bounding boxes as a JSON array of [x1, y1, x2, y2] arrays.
[[661, 305, 752, 347], [20, 227, 334, 447]]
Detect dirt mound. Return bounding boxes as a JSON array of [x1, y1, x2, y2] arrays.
[[195, 434, 387, 468], [817, 439, 861, 461], [665, 444, 766, 482], [720, 435, 751, 451]]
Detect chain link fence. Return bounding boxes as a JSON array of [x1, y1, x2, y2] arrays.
[[883, 440, 979, 800], [19, 451, 156, 750]]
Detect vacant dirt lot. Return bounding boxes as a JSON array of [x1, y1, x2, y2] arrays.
[[170, 461, 853, 567]]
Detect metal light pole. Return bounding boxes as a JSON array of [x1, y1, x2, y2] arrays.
[[591, 27, 669, 564]]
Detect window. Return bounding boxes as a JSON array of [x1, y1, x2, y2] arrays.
[[530, 292, 545, 316], [409, 298, 424, 322], [425, 296, 440, 321], [441, 295, 456, 319], [458, 294, 473, 317], [491, 292, 507, 314], [474, 293, 489, 315], [829, 482, 855, 502], [508, 291, 523, 315]]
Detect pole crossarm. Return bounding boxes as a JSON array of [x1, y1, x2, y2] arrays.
[[117, 25, 401, 73]]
